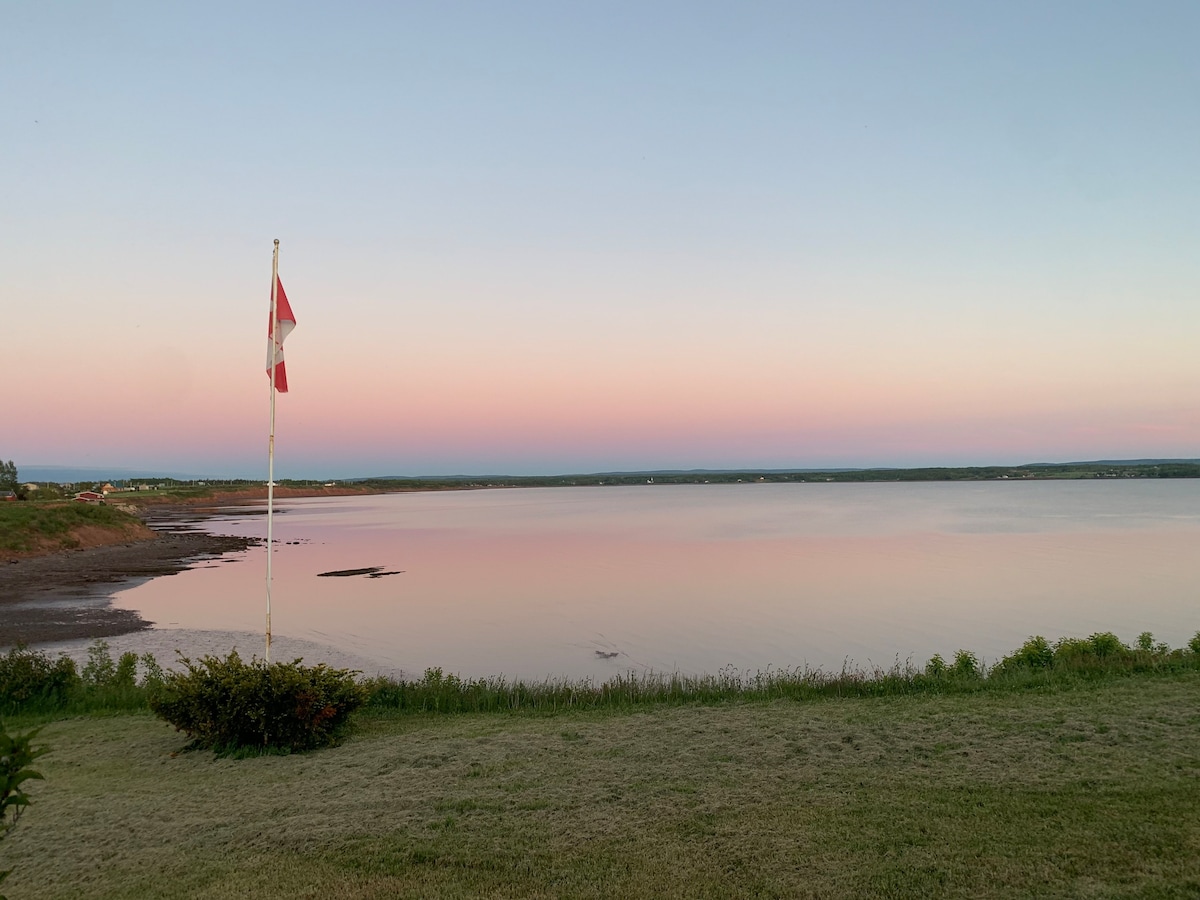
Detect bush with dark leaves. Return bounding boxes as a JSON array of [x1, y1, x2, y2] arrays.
[[149, 651, 365, 755]]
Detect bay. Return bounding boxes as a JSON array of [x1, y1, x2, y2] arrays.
[[45, 481, 1200, 680]]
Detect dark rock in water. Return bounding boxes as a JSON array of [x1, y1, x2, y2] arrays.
[[595, 650, 620, 659], [317, 566, 403, 578]]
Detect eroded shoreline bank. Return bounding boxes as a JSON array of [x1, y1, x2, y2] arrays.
[[0, 527, 256, 646], [0, 487, 407, 648]]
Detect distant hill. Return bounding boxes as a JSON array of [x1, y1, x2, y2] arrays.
[[352, 468, 865, 480], [347, 460, 1200, 485], [21, 465, 198, 483], [1025, 459, 1200, 467]]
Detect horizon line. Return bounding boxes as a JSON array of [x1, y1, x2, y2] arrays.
[[19, 458, 1200, 483]]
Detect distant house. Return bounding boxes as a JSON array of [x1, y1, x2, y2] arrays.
[[1, 490, 16, 502], [22, 483, 39, 493], [101, 483, 116, 493], [74, 491, 105, 503]]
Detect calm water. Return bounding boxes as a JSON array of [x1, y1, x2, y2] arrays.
[[44, 481, 1200, 680]]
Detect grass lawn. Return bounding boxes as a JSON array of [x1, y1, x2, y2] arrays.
[[7, 670, 1200, 899]]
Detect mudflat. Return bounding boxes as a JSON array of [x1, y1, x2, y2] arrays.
[[0, 487, 388, 649], [0, 531, 255, 645]]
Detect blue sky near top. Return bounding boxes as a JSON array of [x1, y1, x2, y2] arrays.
[[2, 1, 1197, 477]]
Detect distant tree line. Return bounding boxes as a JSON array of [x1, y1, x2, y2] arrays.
[[0, 460, 18, 494], [341, 462, 1200, 490], [5, 461, 1197, 501]]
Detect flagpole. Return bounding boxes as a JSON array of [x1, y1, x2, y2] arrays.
[[266, 238, 279, 663]]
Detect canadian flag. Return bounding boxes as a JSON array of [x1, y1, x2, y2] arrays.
[[266, 276, 296, 392]]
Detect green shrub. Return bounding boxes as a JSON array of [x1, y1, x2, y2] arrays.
[[924, 651, 980, 679], [149, 652, 366, 754], [69, 641, 155, 712], [1052, 636, 1092, 663], [0, 721, 45, 832], [1053, 632, 1131, 666], [0, 646, 79, 711], [923, 654, 947, 678], [997, 635, 1054, 672], [1088, 632, 1128, 658], [113, 652, 138, 690], [951, 649, 980, 678], [1189, 632, 1200, 656], [79, 641, 159, 692], [1135, 632, 1171, 655], [81, 640, 116, 687], [139, 653, 165, 690], [0, 719, 47, 898]]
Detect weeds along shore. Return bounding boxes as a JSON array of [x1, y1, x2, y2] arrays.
[[3, 629, 1199, 727]]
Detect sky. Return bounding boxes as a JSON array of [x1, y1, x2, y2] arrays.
[[2, 1, 1198, 478]]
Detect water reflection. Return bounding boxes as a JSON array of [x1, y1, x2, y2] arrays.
[[71, 482, 1200, 680]]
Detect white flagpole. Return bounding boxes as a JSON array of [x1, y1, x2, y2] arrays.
[[266, 238, 279, 663]]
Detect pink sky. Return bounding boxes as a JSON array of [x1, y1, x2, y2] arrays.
[[4, 4, 1197, 477], [6, 274, 1196, 477]]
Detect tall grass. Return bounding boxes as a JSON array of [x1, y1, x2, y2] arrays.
[[0, 642, 160, 719], [358, 661, 939, 715], [0, 502, 146, 555], [360, 632, 1200, 715], [5, 630, 1200, 723]]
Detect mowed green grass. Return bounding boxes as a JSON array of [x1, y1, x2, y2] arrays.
[[8, 671, 1200, 899]]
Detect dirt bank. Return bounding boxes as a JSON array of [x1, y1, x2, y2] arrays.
[[0, 485, 438, 648]]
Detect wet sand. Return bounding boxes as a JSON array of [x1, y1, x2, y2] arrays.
[[0, 488, 410, 649], [0, 488, 386, 647], [0, 530, 256, 646]]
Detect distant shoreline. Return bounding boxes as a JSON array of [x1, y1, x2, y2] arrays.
[[61, 460, 1200, 515], [105, 460, 1200, 498]]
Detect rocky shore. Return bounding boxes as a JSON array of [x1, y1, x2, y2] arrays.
[[0, 486, 401, 649], [0, 530, 256, 646]]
